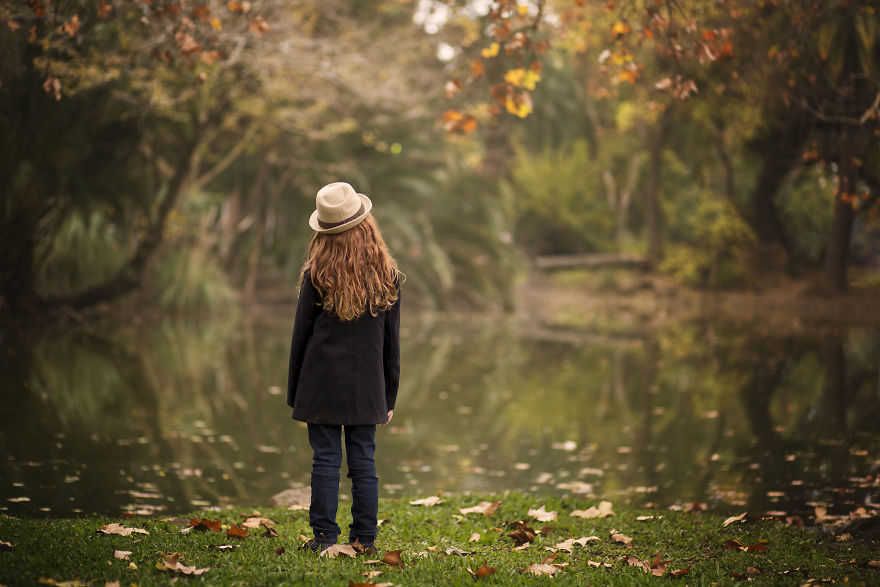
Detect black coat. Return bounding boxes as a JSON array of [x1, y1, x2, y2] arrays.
[[286, 270, 401, 425]]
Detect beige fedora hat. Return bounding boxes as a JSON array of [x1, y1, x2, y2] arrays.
[[308, 182, 373, 234]]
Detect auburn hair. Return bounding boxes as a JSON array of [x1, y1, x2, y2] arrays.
[[300, 214, 403, 321]]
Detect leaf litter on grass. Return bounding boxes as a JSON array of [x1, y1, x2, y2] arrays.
[[459, 500, 501, 516], [155, 552, 209, 576], [528, 505, 557, 522], [571, 500, 615, 519], [97, 523, 149, 537]]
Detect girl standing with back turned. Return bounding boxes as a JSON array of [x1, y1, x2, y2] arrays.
[[286, 181, 402, 554]]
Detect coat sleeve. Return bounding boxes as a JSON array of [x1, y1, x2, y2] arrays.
[[383, 282, 401, 411], [287, 271, 321, 408]]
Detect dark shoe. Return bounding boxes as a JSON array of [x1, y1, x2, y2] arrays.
[[349, 537, 377, 556], [301, 539, 335, 554]]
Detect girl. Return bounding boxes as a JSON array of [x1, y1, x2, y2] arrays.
[[286, 181, 402, 554]]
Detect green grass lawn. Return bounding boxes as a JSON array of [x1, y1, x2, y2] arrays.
[[1, 492, 877, 586]]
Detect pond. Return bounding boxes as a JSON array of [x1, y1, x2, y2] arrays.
[[1, 307, 878, 521]]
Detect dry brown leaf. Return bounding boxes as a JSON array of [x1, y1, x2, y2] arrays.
[[549, 536, 600, 552], [320, 544, 358, 558], [670, 567, 690, 577], [507, 521, 537, 546], [467, 564, 497, 578], [0, 540, 14, 551], [241, 516, 276, 529], [570, 500, 614, 519], [722, 512, 748, 528], [155, 553, 209, 576], [112, 550, 131, 560], [459, 501, 501, 516], [588, 560, 613, 568], [469, 532, 481, 542], [37, 579, 87, 586], [524, 563, 561, 576], [445, 546, 473, 556], [382, 549, 404, 566], [528, 505, 558, 522], [226, 524, 248, 539], [188, 518, 221, 532], [97, 523, 149, 537], [362, 570, 383, 578], [513, 542, 530, 551], [409, 496, 443, 507], [610, 530, 633, 545]]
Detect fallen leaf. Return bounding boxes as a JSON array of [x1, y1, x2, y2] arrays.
[[636, 515, 660, 521], [410, 496, 443, 507], [556, 481, 594, 494], [113, 550, 131, 561], [722, 512, 747, 528], [215, 544, 238, 551], [362, 570, 383, 578], [227, 524, 248, 538], [275, 547, 285, 556], [37, 579, 87, 586], [626, 555, 652, 574], [588, 560, 613, 568], [445, 546, 473, 556], [528, 505, 557, 522], [610, 530, 633, 545], [469, 532, 481, 542], [670, 567, 690, 577], [524, 563, 561, 576], [242, 516, 276, 529], [467, 564, 496, 578], [507, 521, 537, 546], [459, 501, 501, 516], [571, 500, 614, 519], [0, 540, 13, 551], [348, 582, 394, 587], [549, 536, 600, 552], [188, 518, 221, 532], [97, 523, 149, 537], [382, 549, 403, 566], [320, 544, 358, 558], [512, 542, 530, 551], [155, 553, 209, 576]]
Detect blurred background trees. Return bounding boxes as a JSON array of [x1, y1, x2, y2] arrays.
[[1, 0, 877, 317]]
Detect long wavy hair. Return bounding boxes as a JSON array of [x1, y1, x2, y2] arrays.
[[300, 214, 403, 321]]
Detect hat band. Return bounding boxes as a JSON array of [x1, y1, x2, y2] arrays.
[[317, 201, 365, 229]]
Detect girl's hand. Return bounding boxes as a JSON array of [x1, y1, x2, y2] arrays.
[[385, 410, 394, 424]]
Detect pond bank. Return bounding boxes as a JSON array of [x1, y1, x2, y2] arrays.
[[1, 493, 877, 586], [518, 268, 880, 335]]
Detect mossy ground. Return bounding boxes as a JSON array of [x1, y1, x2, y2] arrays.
[[1, 493, 877, 586]]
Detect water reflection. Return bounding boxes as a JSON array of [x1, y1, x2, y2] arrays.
[[1, 310, 878, 520]]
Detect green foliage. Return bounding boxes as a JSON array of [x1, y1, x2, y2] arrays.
[[505, 140, 614, 255], [35, 210, 128, 297], [151, 247, 236, 312], [778, 167, 835, 263], [661, 195, 756, 288]]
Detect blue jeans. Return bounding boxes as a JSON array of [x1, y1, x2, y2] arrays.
[[307, 423, 378, 545]]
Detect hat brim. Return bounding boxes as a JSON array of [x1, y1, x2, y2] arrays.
[[308, 194, 372, 234]]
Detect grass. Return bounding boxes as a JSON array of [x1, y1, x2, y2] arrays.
[[1, 493, 877, 586]]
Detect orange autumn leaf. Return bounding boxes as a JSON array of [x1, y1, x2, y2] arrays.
[[227, 524, 248, 538]]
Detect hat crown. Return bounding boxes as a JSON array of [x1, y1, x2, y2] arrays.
[[316, 182, 361, 223]]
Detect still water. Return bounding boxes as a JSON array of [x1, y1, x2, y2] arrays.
[[1, 309, 878, 520]]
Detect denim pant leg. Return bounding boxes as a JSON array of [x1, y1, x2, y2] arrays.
[[344, 425, 378, 544], [308, 423, 342, 543]]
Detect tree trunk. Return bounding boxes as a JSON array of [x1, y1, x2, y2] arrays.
[[824, 185, 855, 293], [243, 161, 271, 300], [645, 109, 672, 266]]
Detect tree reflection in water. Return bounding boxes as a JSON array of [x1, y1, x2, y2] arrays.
[[1, 312, 877, 519]]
